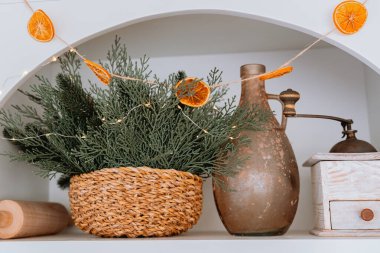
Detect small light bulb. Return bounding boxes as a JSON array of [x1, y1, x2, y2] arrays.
[[51, 56, 58, 62], [101, 117, 106, 121], [46, 133, 52, 137], [116, 119, 123, 123], [22, 71, 29, 76], [232, 125, 237, 129], [229, 136, 234, 140], [69, 48, 76, 52], [81, 135, 87, 139], [203, 129, 209, 134]]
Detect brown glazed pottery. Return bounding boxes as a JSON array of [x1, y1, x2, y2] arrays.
[[213, 64, 300, 236]]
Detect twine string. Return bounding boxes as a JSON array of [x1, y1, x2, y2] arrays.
[[23, 0, 34, 12], [9, 0, 369, 143], [110, 74, 160, 86], [280, 29, 335, 68], [22, 0, 370, 89], [20, 0, 370, 93]]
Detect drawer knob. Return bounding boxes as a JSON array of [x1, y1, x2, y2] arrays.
[[361, 208, 374, 221]]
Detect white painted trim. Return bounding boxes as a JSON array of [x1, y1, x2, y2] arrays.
[[1, 0, 379, 106]]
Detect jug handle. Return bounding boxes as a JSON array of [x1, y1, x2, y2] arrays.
[[266, 94, 287, 130]]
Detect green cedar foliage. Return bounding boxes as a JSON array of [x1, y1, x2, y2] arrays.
[[0, 36, 268, 189], [0, 53, 100, 187]]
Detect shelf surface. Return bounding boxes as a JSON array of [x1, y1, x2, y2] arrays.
[[1, 229, 380, 253]]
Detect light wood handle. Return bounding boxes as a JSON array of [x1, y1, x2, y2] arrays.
[[0, 200, 70, 239], [0, 211, 12, 228], [361, 208, 374, 221]]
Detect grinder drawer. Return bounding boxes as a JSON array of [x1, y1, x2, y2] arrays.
[[330, 201, 380, 230]]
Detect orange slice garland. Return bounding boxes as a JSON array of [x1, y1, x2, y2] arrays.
[[333, 1, 367, 35], [27, 9, 55, 42], [84, 59, 112, 85], [175, 77, 211, 108], [259, 66, 294, 81]]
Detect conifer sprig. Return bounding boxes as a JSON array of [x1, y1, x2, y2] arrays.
[[0, 36, 268, 188]]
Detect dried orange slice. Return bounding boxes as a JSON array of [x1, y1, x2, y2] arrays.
[[27, 9, 55, 42], [259, 66, 293, 81], [175, 77, 211, 108], [333, 1, 367, 35], [84, 59, 112, 85]]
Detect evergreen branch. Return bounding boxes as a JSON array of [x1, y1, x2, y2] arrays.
[[0, 36, 268, 189]]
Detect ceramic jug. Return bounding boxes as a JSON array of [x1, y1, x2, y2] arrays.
[[213, 64, 300, 236]]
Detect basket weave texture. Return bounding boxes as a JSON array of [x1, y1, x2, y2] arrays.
[[69, 166, 203, 237]]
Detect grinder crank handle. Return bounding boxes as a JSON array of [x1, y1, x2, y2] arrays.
[[278, 88, 355, 138], [266, 93, 288, 130], [266, 89, 300, 130], [278, 89, 301, 117]]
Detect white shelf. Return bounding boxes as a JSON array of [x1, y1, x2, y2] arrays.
[[2, 229, 380, 253]]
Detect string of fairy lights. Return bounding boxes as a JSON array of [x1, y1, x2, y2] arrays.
[[0, 0, 369, 143], [1, 101, 236, 143]]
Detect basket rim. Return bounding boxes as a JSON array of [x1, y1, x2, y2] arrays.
[[71, 166, 203, 181]]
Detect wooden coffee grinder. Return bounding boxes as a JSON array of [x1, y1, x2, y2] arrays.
[[280, 88, 380, 236]]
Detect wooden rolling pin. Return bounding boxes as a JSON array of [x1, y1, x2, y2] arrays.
[[0, 200, 70, 239]]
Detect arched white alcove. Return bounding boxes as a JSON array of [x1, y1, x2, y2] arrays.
[[1, 1, 380, 247], [1, 0, 380, 105]]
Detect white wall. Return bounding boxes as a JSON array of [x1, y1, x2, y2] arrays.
[[79, 14, 329, 58], [39, 46, 370, 232], [365, 66, 380, 151], [0, 72, 51, 202], [0, 1, 377, 242]]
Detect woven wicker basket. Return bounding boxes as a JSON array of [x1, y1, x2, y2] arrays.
[[69, 166, 203, 237]]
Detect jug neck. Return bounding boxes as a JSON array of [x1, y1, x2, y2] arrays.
[[240, 64, 269, 109]]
